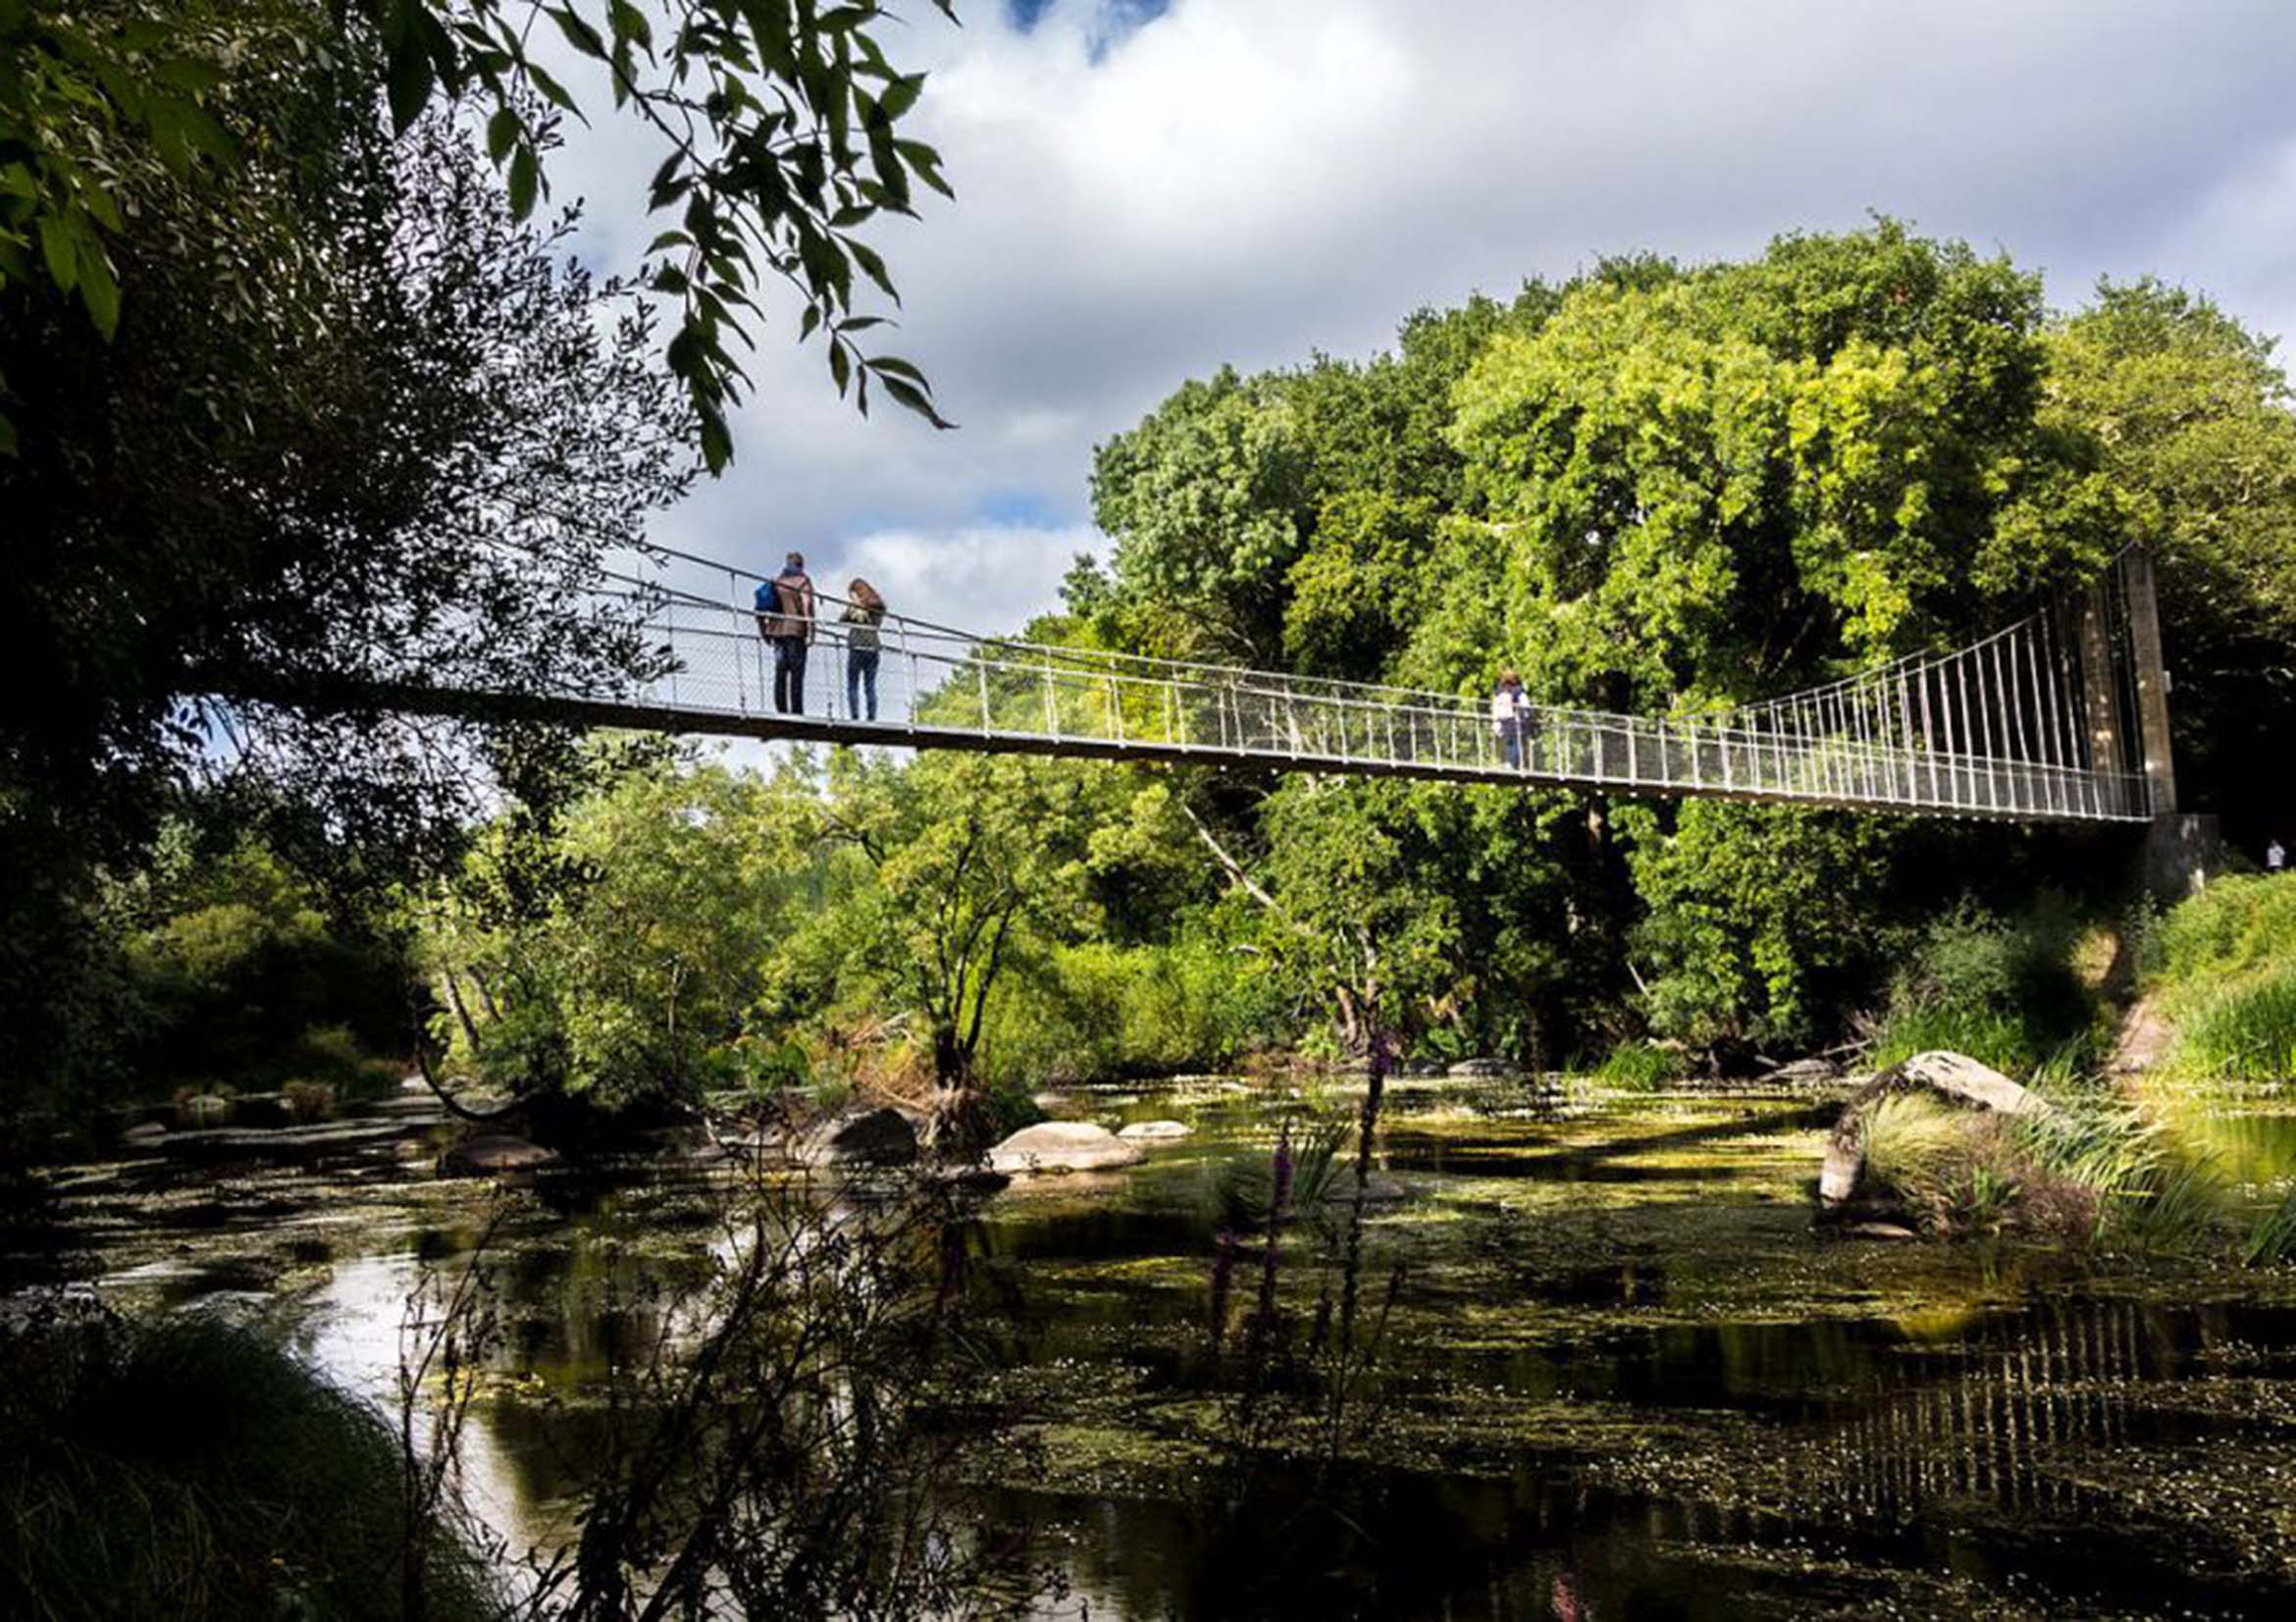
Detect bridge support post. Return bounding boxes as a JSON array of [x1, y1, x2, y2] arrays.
[[2120, 547, 2178, 817], [2075, 581, 2122, 804]]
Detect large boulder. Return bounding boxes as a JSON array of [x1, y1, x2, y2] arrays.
[[178, 1093, 232, 1127], [1117, 1119, 1192, 1142], [1819, 1051, 2054, 1212], [797, 1106, 920, 1168], [439, 1133, 557, 1177], [987, 1122, 1145, 1176], [1765, 1057, 1842, 1086]]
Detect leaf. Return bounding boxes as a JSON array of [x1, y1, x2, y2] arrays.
[[386, 29, 437, 132], [876, 371, 954, 430], [548, 6, 610, 60], [878, 72, 925, 123], [508, 144, 540, 221], [76, 240, 119, 338], [829, 340, 852, 396], [526, 61, 583, 117], [607, 0, 653, 53], [699, 408, 733, 475], [487, 108, 520, 163], [895, 139, 954, 199], [846, 236, 897, 303], [37, 215, 77, 293]]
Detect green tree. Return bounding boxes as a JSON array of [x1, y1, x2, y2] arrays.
[[1, 0, 960, 465], [2044, 279, 2296, 831], [2, 22, 692, 1100], [425, 758, 807, 1117], [769, 752, 1095, 1112]]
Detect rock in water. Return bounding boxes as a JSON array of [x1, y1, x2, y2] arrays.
[[179, 1094, 232, 1127], [798, 1106, 920, 1168], [1117, 1120, 1192, 1141], [987, 1122, 1145, 1175], [1446, 1058, 1522, 1079], [122, 1122, 168, 1148], [1819, 1051, 2054, 1211], [438, 1134, 557, 1177]]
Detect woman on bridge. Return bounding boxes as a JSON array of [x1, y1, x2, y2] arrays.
[[841, 578, 886, 721], [1492, 669, 1528, 769]]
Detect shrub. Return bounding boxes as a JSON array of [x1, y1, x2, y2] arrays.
[[0, 1310, 498, 1620], [281, 1077, 337, 1122], [290, 1022, 367, 1087], [1868, 899, 2100, 1075], [979, 936, 1281, 1085], [354, 1055, 407, 1096]]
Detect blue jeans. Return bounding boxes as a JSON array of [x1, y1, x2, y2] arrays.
[[1501, 725, 1523, 768], [771, 638, 808, 714], [847, 649, 880, 720]]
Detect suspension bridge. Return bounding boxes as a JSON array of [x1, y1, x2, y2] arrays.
[[379, 544, 2179, 825]]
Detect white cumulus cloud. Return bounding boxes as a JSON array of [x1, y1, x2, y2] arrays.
[[554, 0, 2296, 638]]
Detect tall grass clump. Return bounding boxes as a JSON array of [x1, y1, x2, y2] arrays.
[[1593, 1041, 1683, 1091], [0, 1309, 498, 1621], [2013, 1102, 2225, 1250], [2154, 874, 2296, 1085], [1868, 899, 2101, 1074], [1852, 1091, 2224, 1248]]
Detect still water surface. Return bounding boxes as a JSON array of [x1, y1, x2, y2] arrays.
[[41, 1074, 2296, 1619]]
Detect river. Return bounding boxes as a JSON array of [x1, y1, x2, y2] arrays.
[[29, 1072, 2296, 1618]]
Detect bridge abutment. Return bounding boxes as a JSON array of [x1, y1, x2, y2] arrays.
[[2140, 812, 2222, 902]]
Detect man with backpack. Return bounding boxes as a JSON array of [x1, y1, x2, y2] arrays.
[[754, 550, 817, 714]]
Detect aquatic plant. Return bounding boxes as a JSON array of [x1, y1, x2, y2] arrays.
[[1200, 1118, 1352, 1234], [2013, 1102, 2226, 1249], [1853, 1087, 2229, 1249], [2245, 1182, 2296, 1267], [1859, 1093, 2033, 1235]]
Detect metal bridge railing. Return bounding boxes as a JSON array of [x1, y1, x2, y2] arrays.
[[607, 590, 2148, 823]]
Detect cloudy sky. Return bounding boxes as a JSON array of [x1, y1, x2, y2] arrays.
[[553, 0, 2296, 637]]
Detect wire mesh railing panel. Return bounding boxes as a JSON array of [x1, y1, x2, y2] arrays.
[[527, 579, 2156, 823]]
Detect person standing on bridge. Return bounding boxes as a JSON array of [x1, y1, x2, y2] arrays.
[[1492, 669, 1528, 769], [755, 551, 816, 714], [841, 578, 886, 721]]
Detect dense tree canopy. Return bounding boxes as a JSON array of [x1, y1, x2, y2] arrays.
[[2, 12, 693, 1098], [1081, 222, 2296, 1056], [1, 1, 960, 466]]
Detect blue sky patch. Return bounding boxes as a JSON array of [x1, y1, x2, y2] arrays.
[[1008, 0, 1173, 43]]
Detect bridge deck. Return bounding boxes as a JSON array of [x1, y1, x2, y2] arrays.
[[365, 584, 2154, 824]]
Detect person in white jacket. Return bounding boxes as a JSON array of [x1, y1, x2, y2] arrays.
[[1491, 669, 1528, 769]]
